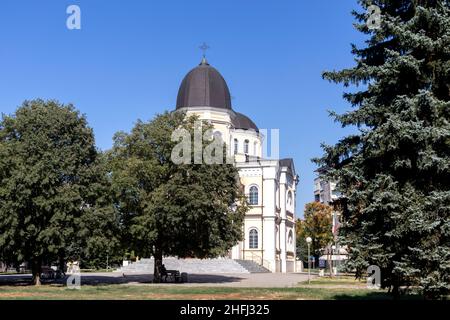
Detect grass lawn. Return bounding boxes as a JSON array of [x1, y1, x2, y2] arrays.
[[301, 275, 370, 287], [0, 276, 422, 300]]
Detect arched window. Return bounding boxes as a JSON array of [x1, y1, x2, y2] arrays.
[[276, 226, 280, 249], [287, 191, 293, 205], [288, 230, 293, 245], [249, 229, 258, 249], [276, 185, 280, 208], [244, 139, 249, 154], [214, 131, 222, 141], [234, 139, 239, 155], [249, 186, 258, 205]]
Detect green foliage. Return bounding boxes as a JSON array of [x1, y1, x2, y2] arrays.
[[0, 100, 121, 282], [75, 153, 123, 269], [109, 111, 247, 281], [316, 1, 450, 298], [296, 203, 333, 262], [295, 219, 309, 264]]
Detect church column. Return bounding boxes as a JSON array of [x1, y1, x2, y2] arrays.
[[262, 165, 277, 272], [231, 243, 240, 259], [279, 172, 287, 273]]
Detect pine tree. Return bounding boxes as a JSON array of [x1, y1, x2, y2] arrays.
[[316, 0, 450, 298]]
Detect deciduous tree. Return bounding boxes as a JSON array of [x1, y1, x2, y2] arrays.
[[296, 203, 334, 271], [0, 100, 119, 285], [109, 111, 247, 282]]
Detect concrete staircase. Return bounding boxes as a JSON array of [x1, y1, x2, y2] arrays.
[[235, 259, 271, 273], [117, 257, 271, 274]]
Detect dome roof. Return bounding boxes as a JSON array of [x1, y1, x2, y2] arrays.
[[176, 59, 232, 110], [233, 112, 259, 132]]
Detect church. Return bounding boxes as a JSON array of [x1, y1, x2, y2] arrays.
[[174, 57, 298, 273]]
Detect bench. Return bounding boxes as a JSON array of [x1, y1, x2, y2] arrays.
[[41, 267, 65, 279], [162, 269, 181, 283], [161, 270, 188, 283]]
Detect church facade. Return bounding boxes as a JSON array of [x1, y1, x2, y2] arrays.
[[175, 58, 298, 273]]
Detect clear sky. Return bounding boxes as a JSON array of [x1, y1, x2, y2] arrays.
[[0, 0, 366, 218]]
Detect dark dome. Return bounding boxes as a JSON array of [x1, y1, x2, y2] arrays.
[[176, 59, 232, 110], [233, 112, 259, 132]]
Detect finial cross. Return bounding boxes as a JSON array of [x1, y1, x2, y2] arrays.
[[199, 42, 210, 58]]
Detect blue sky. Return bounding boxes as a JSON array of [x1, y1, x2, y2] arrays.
[[0, 0, 366, 218]]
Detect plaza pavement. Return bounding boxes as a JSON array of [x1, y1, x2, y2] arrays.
[[0, 272, 314, 288]]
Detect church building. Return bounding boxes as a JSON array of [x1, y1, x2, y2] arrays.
[[174, 57, 298, 273]]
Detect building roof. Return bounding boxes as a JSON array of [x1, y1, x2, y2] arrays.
[[176, 58, 232, 110], [280, 158, 295, 174], [232, 112, 259, 132]]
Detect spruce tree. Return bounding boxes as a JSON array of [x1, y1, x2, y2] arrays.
[[316, 0, 449, 298]]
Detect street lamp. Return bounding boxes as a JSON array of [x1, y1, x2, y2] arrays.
[[331, 245, 336, 276], [306, 237, 312, 284]]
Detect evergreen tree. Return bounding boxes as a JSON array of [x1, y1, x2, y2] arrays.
[[316, 0, 449, 298], [0, 100, 119, 284], [109, 111, 247, 282]]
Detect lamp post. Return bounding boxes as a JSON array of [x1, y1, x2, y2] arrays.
[[336, 243, 340, 276], [306, 237, 312, 284], [331, 245, 336, 276]]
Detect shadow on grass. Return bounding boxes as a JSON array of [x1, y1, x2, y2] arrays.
[[0, 273, 245, 287]]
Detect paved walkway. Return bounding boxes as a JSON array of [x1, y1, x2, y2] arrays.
[[0, 272, 314, 288]]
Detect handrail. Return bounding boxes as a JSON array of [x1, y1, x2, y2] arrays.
[[248, 251, 271, 271], [261, 259, 271, 271]]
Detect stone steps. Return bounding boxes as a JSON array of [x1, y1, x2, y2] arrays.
[[235, 259, 271, 273], [117, 257, 271, 274]]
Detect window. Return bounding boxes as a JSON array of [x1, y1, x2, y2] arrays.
[[244, 139, 249, 154], [254, 141, 258, 156], [214, 131, 222, 141], [276, 226, 279, 249], [249, 229, 258, 249], [276, 185, 280, 208], [249, 186, 258, 205], [332, 190, 341, 197], [288, 230, 293, 245], [234, 139, 238, 155], [287, 191, 293, 205]]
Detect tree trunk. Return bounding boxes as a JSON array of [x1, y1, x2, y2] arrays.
[[59, 254, 66, 276], [31, 258, 42, 286], [153, 247, 163, 283], [392, 284, 400, 300], [392, 276, 401, 300]]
